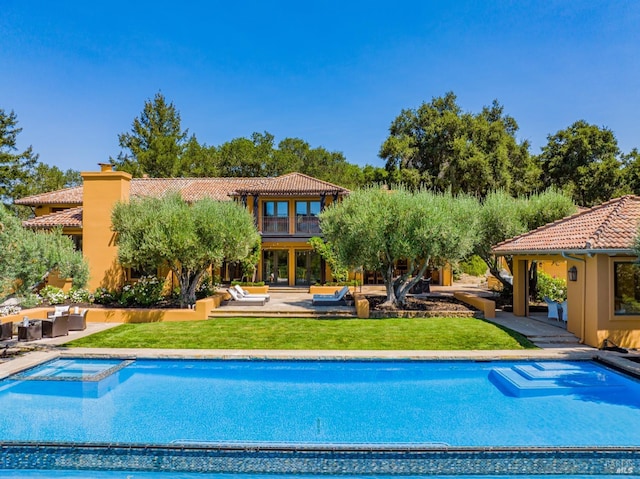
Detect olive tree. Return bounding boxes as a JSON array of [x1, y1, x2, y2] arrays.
[[112, 193, 260, 307], [320, 187, 480, 308], [477, 189, 576, 291], [0, 206, 88, 298]]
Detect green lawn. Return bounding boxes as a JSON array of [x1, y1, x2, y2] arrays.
[[65, 317, 536, 350]]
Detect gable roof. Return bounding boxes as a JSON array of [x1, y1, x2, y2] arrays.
[[22, 206, 83, 229], [14, 173, 349, 206], [492, 195, 640, 255]]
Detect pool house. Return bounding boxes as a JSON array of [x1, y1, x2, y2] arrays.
[[493, 195, 640, 349]]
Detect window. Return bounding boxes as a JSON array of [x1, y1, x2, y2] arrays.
[[262, 201, 289, 233], [295, 201, 321, 234], [614, 262, 640, 315]]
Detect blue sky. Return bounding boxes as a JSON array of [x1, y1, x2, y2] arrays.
[[2, 1, 639, 172]]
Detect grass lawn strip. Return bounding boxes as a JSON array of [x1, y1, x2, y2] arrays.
[[66, 317, 536, 350]]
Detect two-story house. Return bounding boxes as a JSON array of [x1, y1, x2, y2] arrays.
[[15, 164, 349, 290]]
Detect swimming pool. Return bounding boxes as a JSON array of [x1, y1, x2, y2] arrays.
[[0, 358, 639, 475]]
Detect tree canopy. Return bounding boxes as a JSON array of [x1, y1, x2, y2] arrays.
[[474, 189, 577, 289], [0, 206, 88, 298], [0, 108, 39, 209], [320, 187, 480, 307], [111, 92, 189, 177], [112, 193, 260, 306], [538, 120, 623, 206], [379, 92, 539, 197]]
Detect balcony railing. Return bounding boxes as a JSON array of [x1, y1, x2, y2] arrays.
[[296, 216, 320, 234], [261, 216, 321, 235], [262, 217, 289, 234]]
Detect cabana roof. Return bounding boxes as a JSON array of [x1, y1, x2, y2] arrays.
[[492, 195, 640, 256]]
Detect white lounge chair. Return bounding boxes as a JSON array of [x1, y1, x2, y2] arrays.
[[560, 300, 568, 324], [543, 296, 560, 321], [312, 286, 350, 306], [234, 285, 270, 302], [227, 288, 266, 306]]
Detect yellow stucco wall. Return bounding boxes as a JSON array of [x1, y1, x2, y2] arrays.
[[80, 168, 132, 291], [511, 253, 640, 349]]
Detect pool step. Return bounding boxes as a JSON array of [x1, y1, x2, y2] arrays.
[[489, 362, 625, 397]]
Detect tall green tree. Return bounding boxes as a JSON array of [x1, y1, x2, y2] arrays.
[[0, 108, 38, 208], [320, 187, 479, 307], [111, 92, 188, 177], [379, 93, 538, 196], [538, 120, 622, 206], [112, 193, 260, 307]]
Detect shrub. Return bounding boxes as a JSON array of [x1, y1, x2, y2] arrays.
[[120, 275, 164, 307], [93, 287, 118, 305], [0, 305, 21, 317], [40, 285, 67, 305], [18, 293, 42, 309], [231, 281, 265, 287], [68, 288, 93, 303], [536, 271, 567, 302], [459, 255, 488, 277], [196, 273, 215, 299]]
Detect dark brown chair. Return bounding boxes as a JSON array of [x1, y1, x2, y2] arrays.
[[68, 309, 88, 331], [42, 315, 69, 338], [0, 321, 12, 340]]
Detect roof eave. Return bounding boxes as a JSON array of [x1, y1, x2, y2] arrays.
[[492, 248, 636, 257]]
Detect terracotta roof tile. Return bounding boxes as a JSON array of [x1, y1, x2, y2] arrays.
[[14, 177, 261, 206], [232, 173, 350, 196], [14, 186, 83, 206], [492, 195, 640, 254], [22, 206, 83, 229]]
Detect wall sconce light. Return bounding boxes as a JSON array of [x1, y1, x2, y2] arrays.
[[568, 266, 578, 282]]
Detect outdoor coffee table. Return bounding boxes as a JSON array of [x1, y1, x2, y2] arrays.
[[17, 320, 42, 341]]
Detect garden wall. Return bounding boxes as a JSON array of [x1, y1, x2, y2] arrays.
[[0, 293, 227, 325]]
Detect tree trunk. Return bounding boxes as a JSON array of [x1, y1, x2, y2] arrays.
[[380, 263, 398, 309], [395, 261, 429, 306], [480, 253, 513, 294]]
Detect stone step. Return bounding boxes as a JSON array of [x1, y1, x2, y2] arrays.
[[208, 312, 358, 319], [489, 363, 625, 398]]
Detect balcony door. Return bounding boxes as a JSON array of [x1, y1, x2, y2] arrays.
[[263, 201, 289, 234], [263, 250, 289, 286], [295, 201, 321, 234]]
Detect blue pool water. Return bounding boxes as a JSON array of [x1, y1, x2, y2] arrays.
[[0, 359, 639, 448]]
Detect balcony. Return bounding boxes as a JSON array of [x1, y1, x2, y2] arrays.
[[296, 216, 320, 234], [262, 217, 289, 234], [261, 216, 321, 235]]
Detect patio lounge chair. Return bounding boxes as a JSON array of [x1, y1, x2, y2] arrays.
[[312, 285, 350, 306], [42, 315, 69, 338], [47, 305, 70, 319], [227, 288, 266, 306], [234, 285, 270, 302], [543, 296, 560, 321], [68, 309, 88, 331]]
